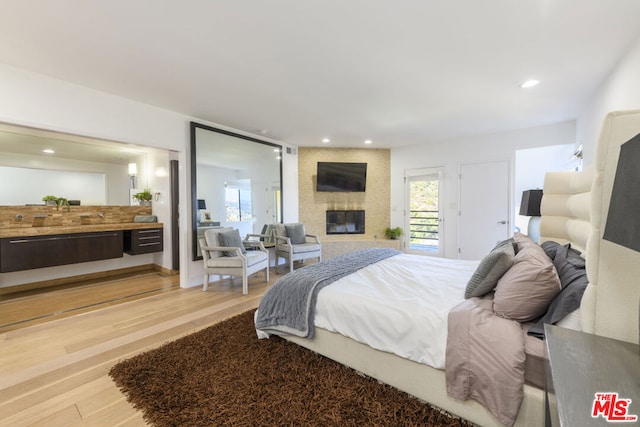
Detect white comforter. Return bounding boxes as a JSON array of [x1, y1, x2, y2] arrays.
[[313, 253, 479, 369]]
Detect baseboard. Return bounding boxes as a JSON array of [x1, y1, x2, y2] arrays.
[[154, 265, 179, 276]]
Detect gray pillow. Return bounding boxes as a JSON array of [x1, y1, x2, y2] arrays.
[[219, 229, 246, 257], [285, 224, 306, 245], [528, 244, 589, 339], [541, 240, 562, 261], [553, 244, 585, 288], [465, 239, 516, 298]]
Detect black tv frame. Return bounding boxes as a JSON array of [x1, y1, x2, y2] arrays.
[[316, 162, 367, 192]]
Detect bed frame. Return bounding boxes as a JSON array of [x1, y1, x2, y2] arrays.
[[284, 110, 640, 426]]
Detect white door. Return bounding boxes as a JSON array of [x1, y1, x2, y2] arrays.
[[405, 167, 444, 256], [458, 160, 510, 260]]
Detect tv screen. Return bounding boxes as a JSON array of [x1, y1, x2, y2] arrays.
[[316, 162, 367, 192]]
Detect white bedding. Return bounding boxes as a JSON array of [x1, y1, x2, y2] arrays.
[[313, 253, 479, 369]]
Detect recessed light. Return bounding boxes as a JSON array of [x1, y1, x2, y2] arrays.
[[43, 149, 55, 154], [520, 79, 540, 89], [364, 139, 372, 145], [322, 138, 330, 143]]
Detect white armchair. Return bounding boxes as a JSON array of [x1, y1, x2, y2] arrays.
[[273, 223, 321, 272], [199, 227, 269, 295]]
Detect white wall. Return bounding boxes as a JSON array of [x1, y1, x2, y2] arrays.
[[391, 121, 576, 259], [4, 31, 637, 285], [0, 63, 298, 288], [391, 30, 640, 260], [514, 144, 579, 235], [577, 36, 640, 166]]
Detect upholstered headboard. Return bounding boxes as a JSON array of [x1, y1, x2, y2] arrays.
[[539, 169, 594, 256], [540, 110, 640, 344]]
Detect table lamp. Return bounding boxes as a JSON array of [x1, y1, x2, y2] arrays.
[[520, 189, 543, 242]]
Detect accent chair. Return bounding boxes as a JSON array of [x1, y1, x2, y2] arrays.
[[199, 227, 269, 294]]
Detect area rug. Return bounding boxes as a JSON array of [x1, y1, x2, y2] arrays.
[[109, 310, 472, 426]]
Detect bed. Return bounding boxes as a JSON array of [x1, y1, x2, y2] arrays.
[[255, 110, 640, 427]]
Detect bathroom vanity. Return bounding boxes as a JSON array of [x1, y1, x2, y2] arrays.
[[0, 206, 163, 273]]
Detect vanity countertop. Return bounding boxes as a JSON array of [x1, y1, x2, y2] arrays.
[[0, 222, 163, 239]]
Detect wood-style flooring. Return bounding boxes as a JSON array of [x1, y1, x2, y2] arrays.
[[0, 267, 285, 426]]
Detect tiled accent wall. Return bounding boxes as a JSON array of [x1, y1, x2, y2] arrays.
[[298, 147, 391, 241], [0, 205, 153, 230]]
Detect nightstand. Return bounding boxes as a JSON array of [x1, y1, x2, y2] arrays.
[[544, 324, 640, 426]]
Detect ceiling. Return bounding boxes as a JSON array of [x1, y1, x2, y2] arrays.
[[1, 1, 640, 149], [0, 123, 148, 164]]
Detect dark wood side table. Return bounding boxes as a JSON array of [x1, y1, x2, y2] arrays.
[[545, 324, 640, 426]]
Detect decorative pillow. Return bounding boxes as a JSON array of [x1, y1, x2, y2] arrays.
[[218, 229, 246, 257], [527, 244, 589, 339], [540, 240, 562, 261], [553, 244, 585, 288], [493, 243, 561, 322], [285, 224, 306, 245], [513, 232, 539, 251], [493, 237, 518, 253], [464, 238, 516, 298]]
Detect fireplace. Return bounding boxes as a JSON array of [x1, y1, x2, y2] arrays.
[[326, 210, 365, 235]]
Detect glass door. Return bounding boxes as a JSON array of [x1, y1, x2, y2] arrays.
[[405, 167, 444, 256]]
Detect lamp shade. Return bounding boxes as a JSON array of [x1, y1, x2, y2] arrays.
[[197, 199, 207, 210], [603, 133, 640, 252], [519, 189, 543, 216]]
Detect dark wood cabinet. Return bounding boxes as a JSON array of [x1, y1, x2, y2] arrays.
[[124, 228, 163, 255], [0, 231, 123, 273]]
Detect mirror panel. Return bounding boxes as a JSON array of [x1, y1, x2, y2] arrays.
[[191, 122, 282, 260], [0, 123, 148, 205]]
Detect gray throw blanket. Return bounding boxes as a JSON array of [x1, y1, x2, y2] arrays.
[[255, 248, 400, 339]]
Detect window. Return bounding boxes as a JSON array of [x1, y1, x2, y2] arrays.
[[405, 167, 444, 256], [225, 187, 252, 222]]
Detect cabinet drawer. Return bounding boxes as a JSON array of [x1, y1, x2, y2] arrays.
[[124, 228, 163, 255], [0, 231, 123, 272]]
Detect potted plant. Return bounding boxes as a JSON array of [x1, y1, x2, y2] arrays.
[[42, 195, 58, 206], [384, 226, 404, 240], [55, 197, 70, 211], [133, 188, 153, 206]]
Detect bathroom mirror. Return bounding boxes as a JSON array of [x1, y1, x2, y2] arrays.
[[191, 122, 283, 260], [0, 123, 148, 205]]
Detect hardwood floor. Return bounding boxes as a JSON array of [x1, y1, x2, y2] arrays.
[[0, 268, 181, 334], [0, 268, 284, 426]]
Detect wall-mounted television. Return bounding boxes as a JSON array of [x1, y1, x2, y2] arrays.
[[316, 162, 367, 192]]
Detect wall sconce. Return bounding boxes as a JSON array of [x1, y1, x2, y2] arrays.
[[128, 162, 138, 189], [520, 189, 543, 242]]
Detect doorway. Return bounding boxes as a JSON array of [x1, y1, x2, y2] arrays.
[[458, 160, 510, 260], [405, 167, 444, 257]]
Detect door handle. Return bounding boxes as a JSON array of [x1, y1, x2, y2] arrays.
[[497, 220, 507, 224]]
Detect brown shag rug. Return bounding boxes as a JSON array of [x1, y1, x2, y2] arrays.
[[110, 310, 472, 427]]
